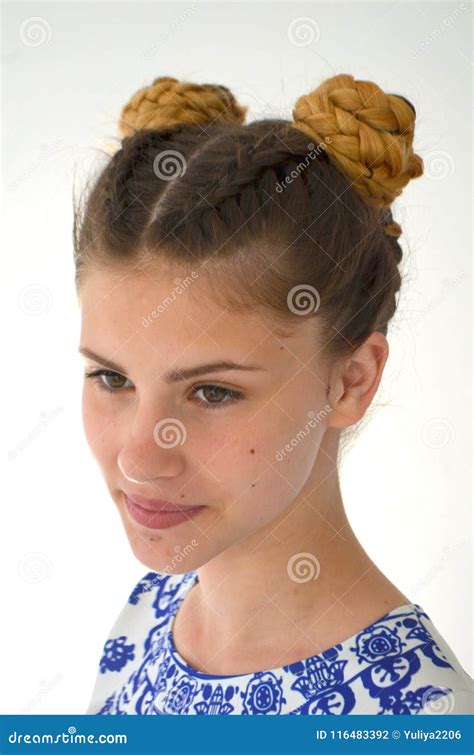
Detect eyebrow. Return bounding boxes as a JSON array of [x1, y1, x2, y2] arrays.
[[78, 347, 266, 383]]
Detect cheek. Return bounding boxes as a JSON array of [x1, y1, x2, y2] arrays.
[[81, 387, 117, 465], [203, 409, 323, 514]]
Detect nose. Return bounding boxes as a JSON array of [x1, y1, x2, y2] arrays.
[[118, 415, 187, 484], [118, 456, 154, 484]]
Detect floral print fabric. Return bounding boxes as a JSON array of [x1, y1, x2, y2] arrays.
[[86, 570, 473, 715]]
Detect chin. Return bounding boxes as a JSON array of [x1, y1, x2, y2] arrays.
[[120, 517, 201, 574], [129, 537, 191, 574]]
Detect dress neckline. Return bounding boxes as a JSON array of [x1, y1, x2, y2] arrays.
[[165, 570, 420, 681]]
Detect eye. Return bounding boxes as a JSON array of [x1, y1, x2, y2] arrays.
[[84, 370, 244, 410], [84, 368, 133, 393], [191, 384, 243, 410]]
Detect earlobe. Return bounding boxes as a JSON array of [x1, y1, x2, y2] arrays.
[[326, 375, 361, 429], [325, 366, 357, 429]]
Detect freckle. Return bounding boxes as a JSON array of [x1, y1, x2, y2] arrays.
[[249, 448, 255, 454]]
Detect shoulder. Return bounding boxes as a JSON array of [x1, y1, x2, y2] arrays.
[[126, 570, 170, 605], [332, 602, 474, 716], [411, 604, 474, 715], [92, 570, 196, 677], [86, 569, 198, 714], [126, 568, 197, 612]]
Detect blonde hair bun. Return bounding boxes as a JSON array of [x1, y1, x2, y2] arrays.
[[292, 72, 424, 210], [118, 75, 248, 139]]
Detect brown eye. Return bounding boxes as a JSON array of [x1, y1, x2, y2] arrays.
[[85, 369, 132, 393], [192, 384, 243, 410], [101, 372, 128, 390], [201, 385, 229, 403]]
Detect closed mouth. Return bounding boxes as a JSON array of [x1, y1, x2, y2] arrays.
[[123, 492, 202, 513]]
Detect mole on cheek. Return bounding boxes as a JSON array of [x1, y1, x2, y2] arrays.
[[249, 448, 255, 454]]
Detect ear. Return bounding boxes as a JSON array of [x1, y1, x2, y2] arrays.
[[325, 332, 389, 429]]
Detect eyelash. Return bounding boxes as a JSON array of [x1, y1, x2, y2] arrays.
[[84, 369, 244, 411]]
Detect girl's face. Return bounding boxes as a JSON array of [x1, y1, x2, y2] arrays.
[[79, 263, 333, 573]]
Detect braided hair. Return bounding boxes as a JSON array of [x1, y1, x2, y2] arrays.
[[73, 72, 424, 355]]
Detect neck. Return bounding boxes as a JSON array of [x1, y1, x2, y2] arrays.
[[176, 428, 404, 667]]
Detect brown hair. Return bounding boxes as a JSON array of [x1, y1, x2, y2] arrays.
[[73, 72, 424, 366]]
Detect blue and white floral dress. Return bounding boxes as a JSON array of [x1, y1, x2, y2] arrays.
[[86, 570, 473, 715]]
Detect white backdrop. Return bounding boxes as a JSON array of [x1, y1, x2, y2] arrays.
[[2, 0, 472, 714]]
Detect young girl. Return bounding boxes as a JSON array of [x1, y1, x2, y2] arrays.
[[76, 73, 473, 715]]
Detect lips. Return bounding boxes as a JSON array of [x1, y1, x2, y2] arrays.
[[123, 492, 200, 513]]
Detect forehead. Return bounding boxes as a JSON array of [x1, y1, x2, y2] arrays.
[[78, 263, 313, 366]]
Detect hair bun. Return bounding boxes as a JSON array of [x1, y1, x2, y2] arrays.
[[118, 75, 248, 140], [292, 73, 424, 209]]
